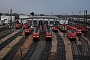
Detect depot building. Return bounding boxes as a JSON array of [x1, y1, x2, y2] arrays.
[[19, 14, 68, 26]]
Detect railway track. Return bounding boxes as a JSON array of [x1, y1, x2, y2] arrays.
[[0, 29, 15, 40], [0, 26, 8, 32], [79, 36, 90, 60], [71, 41, 82, 60], [39, 30, 52, 60], [56, 33, 66, 60], [3, 31, 33, 60], [21, 42, 37, 60], [40, 31, 45, 41], [3, 36, 27, 60], [0, 30, 23, 50], [0, 29, 10, 35], [39, 41, 51, 60]]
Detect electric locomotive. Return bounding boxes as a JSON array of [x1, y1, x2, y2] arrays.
[[24, 27, 32, 36], [53, 24, 58, 32], [67, 29, 77, 40], [57, 24, 60, 29], [45, 29, 52, 40], [32, 28, 40, 41], [23, 23, 28, 29], [15, 23, 22, 29]]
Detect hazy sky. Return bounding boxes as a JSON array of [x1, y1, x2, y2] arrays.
[[0, 0, 90, 14]]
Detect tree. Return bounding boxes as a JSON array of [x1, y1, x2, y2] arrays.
[[0, 12, 2, 20], [15, 15, 19, 20], [40, 14, 44, 16], [30, 12, 34, 16]]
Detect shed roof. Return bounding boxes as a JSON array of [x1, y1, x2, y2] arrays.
[[19, 16, 59, 20]]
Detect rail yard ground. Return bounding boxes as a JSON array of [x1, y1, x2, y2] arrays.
[[0, 23, 90, 60]]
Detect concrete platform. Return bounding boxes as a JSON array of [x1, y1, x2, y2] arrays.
[[58, 30, 73, 60], [48, 32, 58, 60], [30, 41, 46, 60], [51, 32, 57, 53]]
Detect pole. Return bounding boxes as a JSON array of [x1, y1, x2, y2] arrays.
[[21, 19, 22, 30], [10, 8, 12, 34], [0, 12, 1, 20], [86, 10, 87, 22], [63, 14, 66, 37], [20, 47, 22, 59], [85, 10, 87, 37], [84, 10, 86, 22], [79, 11, 81, 22]]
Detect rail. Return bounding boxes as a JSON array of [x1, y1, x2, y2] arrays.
[[3, 36, 27, 60], [0, 30, 23, 50], [79, 36, 90, 60], [56, 33, 66, 60], [0, 29, 15, 40], [21, 42, 37, 60]]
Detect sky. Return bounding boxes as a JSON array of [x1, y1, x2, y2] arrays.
[[0, 0, 90, 15]]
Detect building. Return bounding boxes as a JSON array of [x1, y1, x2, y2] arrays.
[[1, 15, 15, 24], [19, 15, 68, 26], [19, 14, 30, 24]]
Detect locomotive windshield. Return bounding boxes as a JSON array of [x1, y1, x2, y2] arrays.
[[46, 29, 51, 32], [34, 29, 38, 32], [71, 30, 74, 33]]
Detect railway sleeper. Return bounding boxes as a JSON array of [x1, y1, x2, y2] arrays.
[[0, 30, 23, 51], [79, 36, 90, 57], [73, 55, 82, 60], [3, 36, 27, 60], [39, 42, 51, 60], [56, 33, 66, 60]]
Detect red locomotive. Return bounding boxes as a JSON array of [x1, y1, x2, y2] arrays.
[[23, 23, 29, 29], [45, 29, 52, 40], [32, 29, 40, 41], [24, 27, 32, 36], [67, 29, 77, 40], [85, 27, 88, 32], [15, 23, 22, 29], [16, 20, 19, 24], [75, 25, 88, 32], [53, 25, 58, 32], [57, 24, 60, 29], [66, 25, 71, 30], [74, 28, 82, 36], [80, 26, 88, 32], [66, 25, 81, 36]]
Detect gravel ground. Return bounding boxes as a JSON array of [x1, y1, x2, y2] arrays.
[[12, 35, 33, 60]]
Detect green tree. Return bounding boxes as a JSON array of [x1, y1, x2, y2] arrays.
[[40, 14, 44, 16], [0, 12, 2, 20], [15, 15, 19, 20], [30, 12, 34, 16]]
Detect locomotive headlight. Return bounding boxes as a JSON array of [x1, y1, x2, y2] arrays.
[[33, 36, 35, 37], [27, 31, 29, 32], [72, 34, 76, 36], [49, 36, 51, 37], [36, 36, 39, 37], [72, 34, 74, 36], [78, 30, 81, 31], [46, 36, 51, 37]]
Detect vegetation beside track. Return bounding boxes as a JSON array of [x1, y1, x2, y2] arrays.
[[3, 35, 24, 60]]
